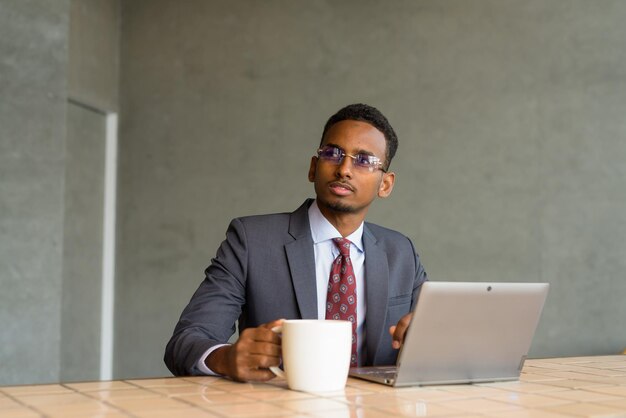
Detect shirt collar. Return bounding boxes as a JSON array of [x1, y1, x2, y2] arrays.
[[308, 199, 364, 253]]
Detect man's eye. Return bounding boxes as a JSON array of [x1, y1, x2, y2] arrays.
[[321, 148, 341, 158], [357, 155, 375, 165]]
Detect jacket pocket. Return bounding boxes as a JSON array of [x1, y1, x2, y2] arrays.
[[387, 293, 412, 307]]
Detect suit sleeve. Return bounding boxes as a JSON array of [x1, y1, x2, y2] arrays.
[[164, 218, 248, 376], [410, 238, 428, 310]]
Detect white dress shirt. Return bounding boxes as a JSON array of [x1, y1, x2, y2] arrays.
[[196, 199, 367, 374], [307, 200, 367, 364]]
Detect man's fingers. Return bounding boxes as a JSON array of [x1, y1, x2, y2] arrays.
[[248, 353, 281, 369], [390, 313, 413, 349], [227, 344, 281, 381], [247, 319, 286, 344], [261, 318, 286, 330], [240, 367, 277, 382], [231, 348, 281, 382], [214, 321, 289, 382], [240, 325, 282, 345], [245, 340, 281, 357], [227, 321, 285, 382], [388, 325, 402, 349]]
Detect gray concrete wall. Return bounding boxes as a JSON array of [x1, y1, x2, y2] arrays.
[[116, 0, 626, 379], [60, 103, 107, 382], [61, 0, 120, 383], [0, 0, 119, 385], [0, 0, 70, 385], [68, 0, 120, 110]]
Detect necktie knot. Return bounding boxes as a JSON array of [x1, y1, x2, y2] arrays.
[[332, 238, 352, 257]]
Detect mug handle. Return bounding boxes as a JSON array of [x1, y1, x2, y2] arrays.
[[269, 325, 285, 378]]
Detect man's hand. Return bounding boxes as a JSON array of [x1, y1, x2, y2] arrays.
[[206, 319, 284, 382], [389, 313, 413, 350]]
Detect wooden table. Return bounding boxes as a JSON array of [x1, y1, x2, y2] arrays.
[[2, 355, 626, 417]]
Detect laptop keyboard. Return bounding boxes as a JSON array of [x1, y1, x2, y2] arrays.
[[353, 366, 396, 376]]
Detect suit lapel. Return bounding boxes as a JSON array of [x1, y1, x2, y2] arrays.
[[363, 225, 389, 365], [285, 200, 318, 319], [283, 201, 391, 362]]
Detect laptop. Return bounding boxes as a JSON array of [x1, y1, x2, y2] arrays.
[[349, 281, 549, 387]]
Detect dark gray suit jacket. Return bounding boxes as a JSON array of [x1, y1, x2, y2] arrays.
[[164, 199, 427, 376]]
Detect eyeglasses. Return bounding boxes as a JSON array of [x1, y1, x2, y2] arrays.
[[316, 145, 386, 173]]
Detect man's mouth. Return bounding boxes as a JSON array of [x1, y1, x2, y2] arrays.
[[329, 181, 354, 196]]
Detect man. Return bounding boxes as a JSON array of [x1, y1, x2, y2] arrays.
[[165, 103, 427, 381]]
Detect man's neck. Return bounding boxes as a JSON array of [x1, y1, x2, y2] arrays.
[[317, 204, 367, 237]]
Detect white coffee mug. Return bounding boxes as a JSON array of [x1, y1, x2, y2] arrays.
[[270, 319, 352, 392]]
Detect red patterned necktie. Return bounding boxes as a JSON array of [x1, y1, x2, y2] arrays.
[[326, 238, 358, 367]]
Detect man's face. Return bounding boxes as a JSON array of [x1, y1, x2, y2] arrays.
[[308, 120, 395, 217]]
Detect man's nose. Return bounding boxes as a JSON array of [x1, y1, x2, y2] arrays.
[[335, 155, 353, 178]]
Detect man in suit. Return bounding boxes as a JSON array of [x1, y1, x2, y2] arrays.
[[165, 103, 427, 381]]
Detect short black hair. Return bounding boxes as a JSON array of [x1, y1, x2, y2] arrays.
[[320, 103, 398, 170]]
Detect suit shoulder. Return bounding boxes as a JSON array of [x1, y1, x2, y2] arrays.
[[226, 200, 311, 240], [364, 222, 415, 249], [230, 211, 292, 235], [365, 222, 410, 239], [236, 211, 291, 224]]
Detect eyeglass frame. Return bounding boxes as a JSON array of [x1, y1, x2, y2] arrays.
[[315, 145, 387, 173]]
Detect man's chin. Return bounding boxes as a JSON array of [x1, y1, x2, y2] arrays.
[[320, 198, 358, 214]]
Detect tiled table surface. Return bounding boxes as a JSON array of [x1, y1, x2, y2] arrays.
[[1, 355, 626, 417]]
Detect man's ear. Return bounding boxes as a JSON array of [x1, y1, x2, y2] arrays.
[[308, 156, 318, 182], [378, 171, 395, 198]]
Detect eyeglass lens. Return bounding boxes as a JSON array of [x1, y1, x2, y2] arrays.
[[317, 146, 382, 171]]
